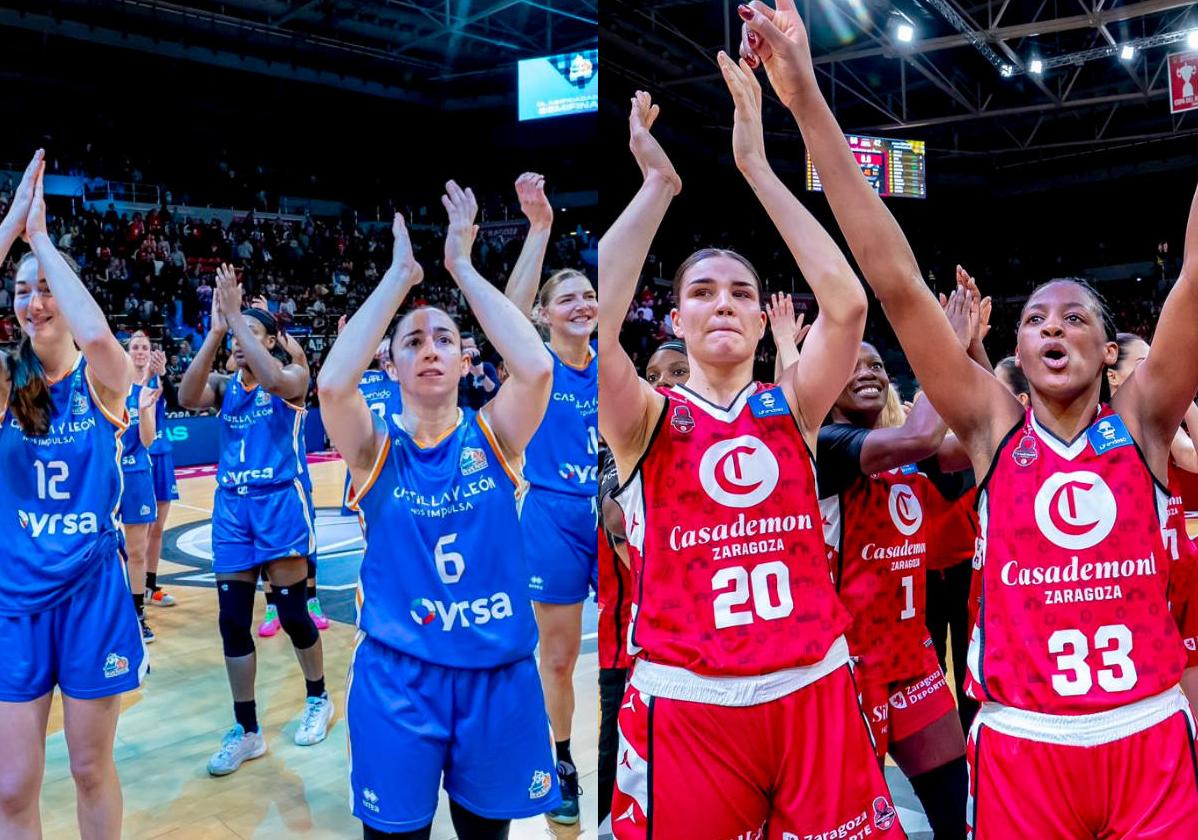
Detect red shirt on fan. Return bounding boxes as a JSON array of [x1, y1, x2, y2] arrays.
[[818, 423, 933, 684], [1165, 464, 1198, 666], [965, 406, 1184, 713], [614, 383, 850, 676]]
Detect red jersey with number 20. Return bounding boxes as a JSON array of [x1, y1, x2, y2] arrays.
[[966, 406, 1184, 714], [614, 383, 850, 676]]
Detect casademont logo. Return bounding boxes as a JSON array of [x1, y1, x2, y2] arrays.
[[1034, 471, 1117, 551], [697, 436, 779, 509], [888, 483, 923, 536]]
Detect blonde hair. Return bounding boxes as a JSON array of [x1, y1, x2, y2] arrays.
[[877, 385, 906, 429], [537, 269, 592, 309]]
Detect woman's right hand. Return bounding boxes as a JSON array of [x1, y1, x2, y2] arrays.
[[24, 160, 48, 241], [3, 150, 43, 238], [737, 0, 819, 112], [717, 51, 767, 175], [629, 91, 682, 196], [391, 212, 423, 285]]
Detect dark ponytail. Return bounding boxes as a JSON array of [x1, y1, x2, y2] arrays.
[[6, 337, 52, 435]]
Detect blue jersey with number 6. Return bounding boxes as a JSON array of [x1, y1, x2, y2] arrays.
[[0, 356, 126, 613], [522, 346, 597, 497], [351, 409, 537, 668], [217, 371, 307, 491]]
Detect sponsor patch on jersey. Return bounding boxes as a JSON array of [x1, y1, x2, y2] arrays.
[[254, 389, 272, 407], [748, 387, 789, 418], [103, 652, 129, 679], [361, 787, 380, 813], [872, 796, 898, 831], [1088, 414, 1133, 456], [1186, 637, 1197, 652], [460, 446, 488, 476], [528, 769, 553, 799], [1012, 432, 1038, 467], [670, 404, 695, 434], [72, 391, 90, 416], [899, 463, 918, 475]]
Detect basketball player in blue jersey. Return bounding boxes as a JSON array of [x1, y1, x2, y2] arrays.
[[341, 338, 403, 517], [120, 331, 162, 644], [503, 172, 598, 824], [319, 182, 559, 840], [179, 265, 332, 776], [144, 345, 179, 608], [0, 151, 144, 839]]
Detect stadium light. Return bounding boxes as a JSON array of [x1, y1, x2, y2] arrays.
[[1120, 44, 1135, 61], [896, 23, 915, 43], [1189, 29, 1198, 50], [1000, 64, 1013, 77], [1029, 58, 1043, 74]]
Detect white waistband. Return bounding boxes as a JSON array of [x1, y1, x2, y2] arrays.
[[629, 636, 851, 707], [972, 687, 1191, 747]]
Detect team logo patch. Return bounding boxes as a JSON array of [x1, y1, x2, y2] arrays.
[[1034, 471, 1118, 551], [140, 505, 152, 516], [1013, 433, 1039, 467], [748, 387, 789, 418], [460, 446, 488, 476], [254, 390, 271, 407], [103, 652, 129, 679], [1186, 638, 1197, 652], [889, 690, 908, 710], [872, 796, 898, 831], [1088, 414, 1133, 456], [698, 436, 780, 509], [529, 769, 553, 799], [887, 483, 923, 536], [670, 404, 695, 434], [72, 391, 90, 416]]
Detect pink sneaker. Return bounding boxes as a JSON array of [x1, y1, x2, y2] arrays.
[[308, 598, 331, 630], [258, 604, 281, 637]]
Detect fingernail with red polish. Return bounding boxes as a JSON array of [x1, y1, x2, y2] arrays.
[[738, 4, 753, 20]]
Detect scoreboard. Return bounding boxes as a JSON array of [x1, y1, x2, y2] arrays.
[[806, 134, 926, 199]]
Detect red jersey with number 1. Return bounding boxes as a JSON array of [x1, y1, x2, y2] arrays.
[[965, 406, 1184, 714], [822, 464, 933, 684], [614, 383, 850, 676], [1165, 464, 1198, 666]]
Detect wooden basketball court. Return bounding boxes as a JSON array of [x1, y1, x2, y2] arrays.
[[41, 458, 599, 839]]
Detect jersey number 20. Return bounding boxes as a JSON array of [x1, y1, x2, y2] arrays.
[[712, 561, 794, 629]]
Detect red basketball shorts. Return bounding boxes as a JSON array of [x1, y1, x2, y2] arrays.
[[611, 664, 907, 840], [966, 688, 1198, 839], [860, 646, 957, 759]]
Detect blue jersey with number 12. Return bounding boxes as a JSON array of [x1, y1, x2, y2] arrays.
[[351, 409, 537, 668], [217, 371, 307, 491]]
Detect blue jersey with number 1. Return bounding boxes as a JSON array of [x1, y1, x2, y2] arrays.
[[217, 371, 307, 492], [351, 409, 537, 668], [0, 356, 126, 614], [523, 346, 598, 497]]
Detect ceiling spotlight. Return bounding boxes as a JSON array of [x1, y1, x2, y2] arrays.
[[1120, 44, 1135, 61], [1029, 58, 1043, 74], [1188, 29, 1198, 50], [1000, 64, 1013, 77], [896, 23, 915, 43]]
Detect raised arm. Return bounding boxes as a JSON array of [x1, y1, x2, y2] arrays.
[[718, 52, 865, 441], [442, 182, 553, 458], [1117, 184, 1198, 454], [598, 93, 679, 471], [318, 213, 421, 481], [178, 292, 229, 411], [0, 152, 43, 273], [738, 2, 1017, 453], [214, 265, 307, 403], [766, 292, 808, 382], [504, 173, 553, 317], [25, 161, 132, 415]]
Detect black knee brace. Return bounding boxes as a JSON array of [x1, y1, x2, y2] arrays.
[[275, 578, 319, 650], [448, 800, 510, 840], [217, 578, 257, 658], [363, 825, 431, 840]]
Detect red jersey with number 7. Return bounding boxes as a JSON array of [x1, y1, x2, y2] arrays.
[[965, 406, 1184, 713], [613, 383, 850, 676]]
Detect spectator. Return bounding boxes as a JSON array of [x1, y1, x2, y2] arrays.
[[458, 333, 499, 410]]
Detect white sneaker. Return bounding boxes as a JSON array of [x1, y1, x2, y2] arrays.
[[207, 725, 267, 776], [294, 694, 333, 746]]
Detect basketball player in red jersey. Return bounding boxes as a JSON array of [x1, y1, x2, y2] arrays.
[[739, 3, 1198, 835], [816, 290, 979, 840], [1107, 332, 1198, 712], [598, 59, 903, 840]]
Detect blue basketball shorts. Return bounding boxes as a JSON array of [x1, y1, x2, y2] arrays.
[[211, 481, 316, 573], [346, 636, 561, 832], [120, 469, 158, 525], [151, 451, 179, 502], [522, 488, 598, 604], [0, 556, 146, 701]]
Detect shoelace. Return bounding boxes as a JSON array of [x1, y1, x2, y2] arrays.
[[301, 699, 325, 730], [216, 730, 245, 761]]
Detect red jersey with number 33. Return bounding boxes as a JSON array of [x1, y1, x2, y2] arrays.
[[822, 465, 933, 684], [614, 383, 850, 676], [965, 406, 1184, 713]]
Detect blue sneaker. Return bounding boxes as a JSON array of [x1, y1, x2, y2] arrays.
[[547, 760, 580, 825]]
